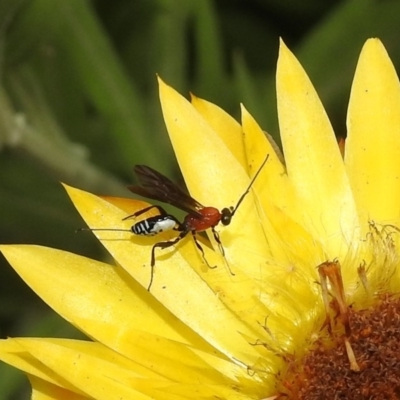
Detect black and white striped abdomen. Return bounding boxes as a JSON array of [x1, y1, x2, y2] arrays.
[[131, 215, 177, 236]]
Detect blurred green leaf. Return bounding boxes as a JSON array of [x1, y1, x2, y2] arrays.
[[8, 0, 161, 171], [192, 0, 226, 101], [295, 0, 400, 136]]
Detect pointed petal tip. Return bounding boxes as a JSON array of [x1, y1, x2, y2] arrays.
[[61, 182, 83, 203], [363, 37, 383, 48], [60, 182, 71, 191], [189, 92, 198, 102], [360, 38, 387, 58], [0, 244, 15, 256], [278, 38, 291, 58], [277, 40, 299, 77], [0, 244, 31, 258]]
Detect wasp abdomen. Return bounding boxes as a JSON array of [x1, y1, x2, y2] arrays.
[[132, 215, 177, 236]]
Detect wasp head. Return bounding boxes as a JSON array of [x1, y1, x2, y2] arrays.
[[220, 206, 235, 225]]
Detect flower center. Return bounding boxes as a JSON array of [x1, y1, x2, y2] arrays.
[[277, 294, 400, 399]]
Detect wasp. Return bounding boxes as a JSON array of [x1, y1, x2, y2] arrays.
[[82, 155, 269, 290]]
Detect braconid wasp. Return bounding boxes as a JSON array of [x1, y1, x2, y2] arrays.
[[80, 155, 269, 291]]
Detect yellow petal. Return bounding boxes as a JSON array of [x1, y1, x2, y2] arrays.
[[242, 106, 320, 264], [158, 77, 270, 280], [63, 185, 272, 367], [0, 339, 80, 392], [191, 94, 247, 166], [15, 338, 158, 400], [0, 244, 202, 347], [241, 105, 298, 218], [64, 182, 203, 291], [277, 39, 358, 255], [158, 76, 241, 206], [346, 38, 400, 223], [3, 244, 260, 384], [30, 376, 90, 400], [17, 338, 263, 400], [1, 244, 259, 384]]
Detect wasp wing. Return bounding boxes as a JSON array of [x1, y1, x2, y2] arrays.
[[127, 165, 204, 217]]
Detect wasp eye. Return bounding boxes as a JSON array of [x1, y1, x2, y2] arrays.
[[221, 207, 233, 225]]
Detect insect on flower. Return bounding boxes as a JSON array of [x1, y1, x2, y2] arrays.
[[80, 155, 269, 291]]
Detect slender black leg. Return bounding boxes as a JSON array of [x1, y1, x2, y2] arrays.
[[147, 230, 189, 291], [211, 227, 235, 276], [123, 205, 169, 221], [148, 263, 155, 292], [191, 232, 217, 269], [211, 227, 225, 256]]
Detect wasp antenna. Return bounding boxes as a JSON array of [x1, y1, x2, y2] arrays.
[[76, 228, 131, 233], [231, 154, 269, 216]]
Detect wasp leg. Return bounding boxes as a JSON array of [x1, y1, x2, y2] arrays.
[[148, 230, 189, 291], [191, 232, 217, 270], [211, 227, 225, 256], [211, 227, 235, 276], [123, 205, 169, 221]]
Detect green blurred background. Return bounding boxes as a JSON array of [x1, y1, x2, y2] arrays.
[[1, 0, 400, 397]]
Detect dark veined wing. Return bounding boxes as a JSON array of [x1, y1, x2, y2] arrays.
[[127, 165, 204, 217]]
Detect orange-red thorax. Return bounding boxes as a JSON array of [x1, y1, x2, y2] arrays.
[[183, 207, 222, 232]]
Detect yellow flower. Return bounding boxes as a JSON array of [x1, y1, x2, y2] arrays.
[[1, 38, 400, 399]]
